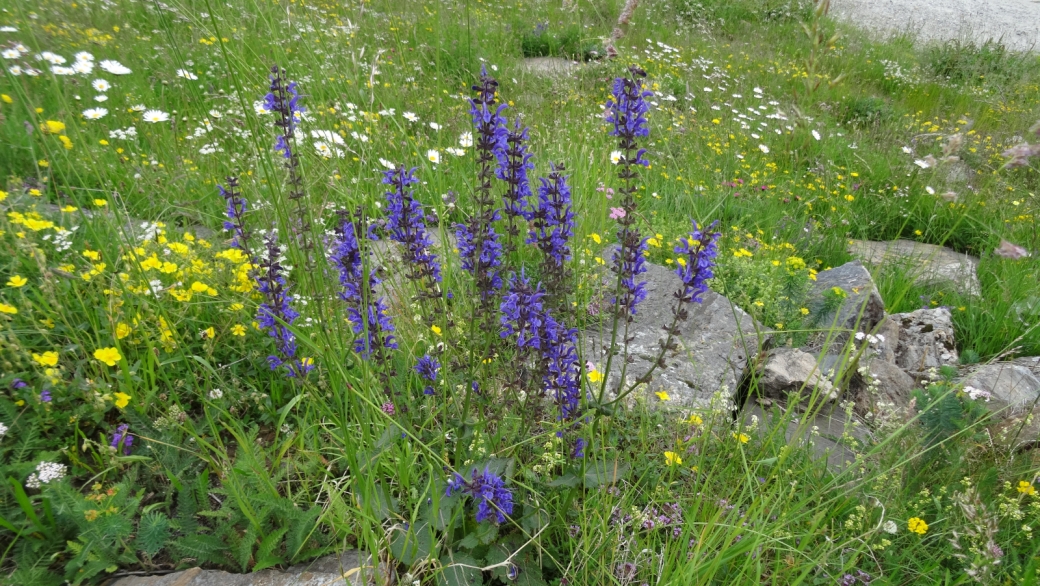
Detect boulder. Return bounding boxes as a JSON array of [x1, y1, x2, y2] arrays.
[[807, 261, 886, 345], [889, 307, 959, 378], [109, 551, 373, 586], [848, 239, 981, 296], [521, 57, 581, 76], [852, 357, 918, 419], [743, 404, 871, 472], [583, 261, 762, 409], [755, 347, 836, 403], [962, 360, 1040, 448]]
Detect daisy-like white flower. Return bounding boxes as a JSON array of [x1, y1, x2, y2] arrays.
[[426, 149, 440, 164], [403, 111, 419, 122], [176, 68, 198, 80], [129, 104, 146, 112], [142, 109, 170, 123], [50, 66, 75, 76], [208, 109, 222, 118], [23, 67, 38, 76], [314, 141, 333, 158], [94, 95, 108, 102], [610, 150, 622, 165], [83, 107, 108, 120], [812, 129, 821, 141], [253, 100, 271, 115], [72, 60, 93, 74], [2, 49, 19, 59], [0, 26, 18, 32], [92, 79, 111, 92], [40, 52, 66, 65], [99, 59, 131, 75], [75, 51, 94, 62], [13, 44, 28, 55], [758, 144, 770, 154], [459, 132, 473, 148], [379, 158, 395, 169], [350, 131, 369, 143], [310, 129, 344, 145], [446, 147, 465, 156], [8, 65, 22, 75], [429, 122, 441, 130]]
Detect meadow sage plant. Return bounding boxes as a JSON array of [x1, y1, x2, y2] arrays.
[[263, 66, 312, 254]]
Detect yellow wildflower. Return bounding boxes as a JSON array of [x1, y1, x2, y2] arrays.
[[431, 324, 442, 336], [1018, 481, 1036, 496], [655, 391, 671, 401], [732, 432, 750, 444], [115, 323, 132, 339], [908, 517, 928, 535], [587, 369, 603, 383], [113, 392, 131, 409], [6, 275, 27, 288], [41, 120, 66, 134], [664, 451, 682, 467], [32, 351, 59, 367], [0, 303, 18, 314], [231, 324, 246, 336], [93, 347, 122, 367]]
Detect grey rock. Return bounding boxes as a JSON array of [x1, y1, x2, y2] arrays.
[[521, 57, 580, 76], [890, 307, 959, 377], [964, 362, 1040, 413], [756, 347, 836, 402], [848, 239, 980, 296], [853, 357, 918, 417], [744, 404, 871, 471], [109, 551, 375, 586], [963, 360, 1040, 447], [807, 261, 886, 341], [583, 261, 762, 408]]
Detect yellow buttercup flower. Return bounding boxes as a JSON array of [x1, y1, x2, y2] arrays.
[[1018, 481, 1036, 496], [113, 392, 131, 409], [200, 326, 215, 339], [686, 413, 703, 426], [32, 351, 59, 367], [908, 517, 928, 535], [655, 391, 671, 401], [431, 324, 442, 336], [231, 324, 246, 336], [6, 275, 27, 288], [115, 323, 132, 339], [93, 199, 108, 207], [732, 432, 750, 444], [93, 347, 122, 367], [587, 369, 603, 383], [41, 120, 66, 134], [0, 303, 18, 314], [664, 451, 682, 467]]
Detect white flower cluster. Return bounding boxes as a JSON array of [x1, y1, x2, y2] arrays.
[[963, 385, 992, 402], [0, 422, 8, 439], [25, 461, 67, 489], [108, 126, 138, 140]]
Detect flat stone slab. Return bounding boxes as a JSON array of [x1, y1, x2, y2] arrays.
[[584, 261, 762, 409], [520, 57, 580, 76], [108, 552, 373, 586], [848, 239, 980, 296], [744, 404, 871, 472], [889, 307, 959, 377]]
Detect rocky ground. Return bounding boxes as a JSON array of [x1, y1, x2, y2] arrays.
[[831, 0, 1040, 52]]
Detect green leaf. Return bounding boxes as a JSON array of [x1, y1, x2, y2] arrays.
[[437, 552, 482, 586], [547, 472, 580, 488], [389, 520, 432, 566], [583, 460, 630, 487]]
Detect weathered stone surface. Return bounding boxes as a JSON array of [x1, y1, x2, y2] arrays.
[[846, 357, 918, 420], [808, 261, 886, 335], [109, 551, 373, 586], [964, 362, 1040, 413], [963, 360, 1040, 448], [583, 261, 762, 408], [848, 239, 981, 296], [521, 57, 580, 76], [756, 347, 836, 402], [744, 404, 871, 471], [889, 307, 959, 377]]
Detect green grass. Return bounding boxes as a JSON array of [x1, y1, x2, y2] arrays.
[[0, 0, 1039, 584]]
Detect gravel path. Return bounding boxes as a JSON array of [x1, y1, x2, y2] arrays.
[[830, 0, 1040, 52]]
